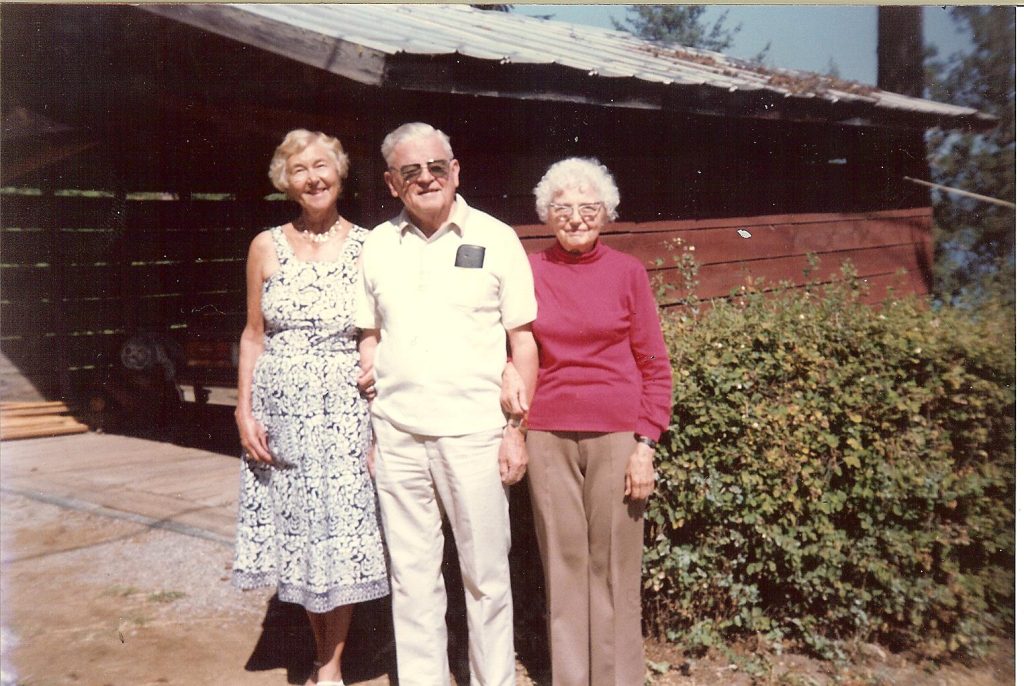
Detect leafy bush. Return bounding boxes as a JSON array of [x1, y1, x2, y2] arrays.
[[646, 270, 1014, 660]]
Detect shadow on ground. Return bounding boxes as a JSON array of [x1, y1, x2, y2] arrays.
[[238, 502, 551, 686], [93, 403, 554, 684], [93, 401, 244, 457], [245, 594, 397, 685]]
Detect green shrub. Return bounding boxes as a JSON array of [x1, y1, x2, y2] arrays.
[[646, 272, 1014, 660]]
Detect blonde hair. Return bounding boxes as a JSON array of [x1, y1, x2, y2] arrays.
[[533, 157, 620, 222], [267, 129, 350, 192]]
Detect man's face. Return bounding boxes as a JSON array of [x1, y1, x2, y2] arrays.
[[385, 135, 460, 225]]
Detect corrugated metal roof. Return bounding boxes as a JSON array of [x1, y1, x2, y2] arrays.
[[148, 3, 994, 127]]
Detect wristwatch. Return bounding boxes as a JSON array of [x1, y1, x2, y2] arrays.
[[634, 433, 657, 449], [507, 416, 528, 435]]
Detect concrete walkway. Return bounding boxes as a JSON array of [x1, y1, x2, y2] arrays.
[[1, 431, 239, 544], [0, 431, 401, 686], [0, 431, 543, 685]]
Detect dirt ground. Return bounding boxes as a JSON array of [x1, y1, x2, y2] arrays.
[[0, 428, 1014, 686], [1, 492, 372, 686], [2, 490, 1014, 686]]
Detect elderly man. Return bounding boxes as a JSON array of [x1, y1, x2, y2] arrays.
[[356, 122, 538, 686]]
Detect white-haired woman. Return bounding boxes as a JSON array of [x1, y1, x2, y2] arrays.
[[505, 157, 672, 685], [233, 129, 388, 686]]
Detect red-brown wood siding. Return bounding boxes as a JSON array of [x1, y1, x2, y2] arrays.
[[516, 208, 932, 303], [0, 185, 932, 401]]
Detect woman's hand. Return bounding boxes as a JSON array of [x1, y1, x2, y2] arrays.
[[500, 361, 528, 418], [357, 366, 376, 400], [358, 329, 379, 401], [236, 409, 273, 464], [624, 441, 656, 501], [237, 232, 273, 465]]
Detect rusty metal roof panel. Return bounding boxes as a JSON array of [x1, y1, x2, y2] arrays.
[[155, 3, 994, 126]]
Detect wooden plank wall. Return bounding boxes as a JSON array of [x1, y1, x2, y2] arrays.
[[519, 208, 933, 305], [0, 191, 290, 401], [1, 184, 931, 402]]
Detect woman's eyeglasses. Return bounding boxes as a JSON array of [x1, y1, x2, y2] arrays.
[[549, 202, 604, 220], [391, 159, 451, 184]]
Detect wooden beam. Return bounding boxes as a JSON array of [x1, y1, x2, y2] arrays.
[[0, 139, 101, 186], [1, 418, 90, 441], [513, 207, 933, 239], [40, 185, 73, 403], [0, 401, 75, 414], [141, 4, 387, 87]]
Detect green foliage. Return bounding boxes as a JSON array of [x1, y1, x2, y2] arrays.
[[614, 5, 772, 67], [645, 271, 1014, 660], [823, 57, 841, 79], [925, 7, 1015, 307], [613, 5, 740, 53]]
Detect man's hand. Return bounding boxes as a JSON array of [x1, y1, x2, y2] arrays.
[[624, 441, 656, 501], [500, 361, 528, 418], [366, 439, 377, 479], [498, 423, 528, 485]]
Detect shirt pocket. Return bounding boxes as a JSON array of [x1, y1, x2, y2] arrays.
[[442, 267, 497, 311]]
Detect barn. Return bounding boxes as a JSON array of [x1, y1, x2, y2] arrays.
[[0, 4, 994, 408]]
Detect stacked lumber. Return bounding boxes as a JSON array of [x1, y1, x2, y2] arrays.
[[1, 401, 89, 441]]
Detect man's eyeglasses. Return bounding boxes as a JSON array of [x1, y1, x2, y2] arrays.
[[391, 159, 452, 184], [549, 202, 604, 220]]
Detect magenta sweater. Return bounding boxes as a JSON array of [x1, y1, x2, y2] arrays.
[[527, 241, 673, 440]]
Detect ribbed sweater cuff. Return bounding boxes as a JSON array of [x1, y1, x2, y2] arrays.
[[635, 420, 663, 443]]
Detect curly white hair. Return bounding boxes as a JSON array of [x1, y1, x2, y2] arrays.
[[533, 157, 620, 222]]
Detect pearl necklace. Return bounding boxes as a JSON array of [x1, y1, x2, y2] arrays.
[[297, 216, 343, 244]]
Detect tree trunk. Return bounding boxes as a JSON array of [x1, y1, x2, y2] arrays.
[[877, 7, 924, 96]]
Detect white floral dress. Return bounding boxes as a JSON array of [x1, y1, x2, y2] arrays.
[[233, 225, 389, 612]]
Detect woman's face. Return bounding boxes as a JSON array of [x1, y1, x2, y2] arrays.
[[285, 143, 341, 214], [547, 184, 607, 254]]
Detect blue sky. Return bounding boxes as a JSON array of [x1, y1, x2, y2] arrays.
[[511, 5, 975, 86]]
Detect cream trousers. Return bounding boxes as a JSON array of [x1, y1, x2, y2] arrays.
[[373, 417, 516, 686]]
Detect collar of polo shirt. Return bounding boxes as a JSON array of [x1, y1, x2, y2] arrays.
[[396, 194, 470, 239]]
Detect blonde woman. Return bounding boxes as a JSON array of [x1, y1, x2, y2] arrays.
[[233, 130, 388, 686]]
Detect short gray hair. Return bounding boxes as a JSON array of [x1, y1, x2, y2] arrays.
[[268, 129, 349, 192], [533, 157, 620, 222], [380, 122, 454, 166]]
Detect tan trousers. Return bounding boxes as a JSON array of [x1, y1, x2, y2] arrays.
[[373, 417, 515, 686], [526, 430, 645, 686]]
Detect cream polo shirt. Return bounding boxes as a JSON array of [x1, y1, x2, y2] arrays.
[[356, 195, 537, 436]]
